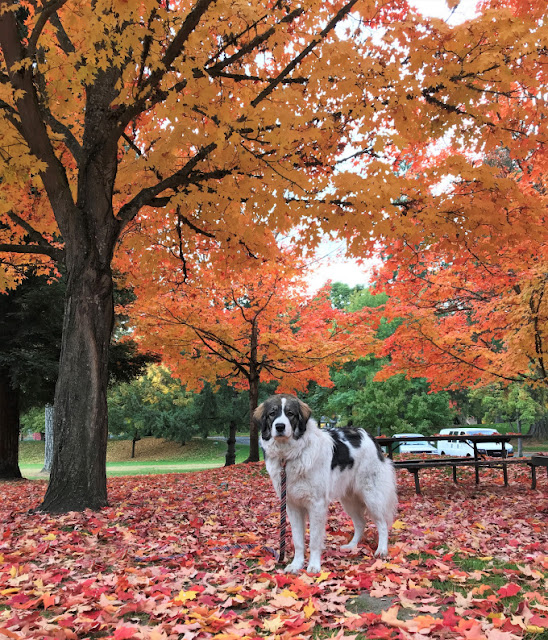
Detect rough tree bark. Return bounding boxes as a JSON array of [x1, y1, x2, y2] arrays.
[[40, 254, 115, 511], [246, 320, 261, 463], [225, 420, 237, 466], [0, 369, 22, 480]]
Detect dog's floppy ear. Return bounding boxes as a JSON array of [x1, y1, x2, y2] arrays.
[[294, 398, 311, 439], [298, 399, 311, 423], [253, 402, 265, 428]]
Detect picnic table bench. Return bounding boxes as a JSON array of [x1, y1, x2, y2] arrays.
[[375, 434, 546, 494], [530, 455, 548, 490]]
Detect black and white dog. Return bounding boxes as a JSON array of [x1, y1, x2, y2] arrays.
[[255, 394, 397, 573]]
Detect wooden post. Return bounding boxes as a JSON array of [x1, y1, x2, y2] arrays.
[[516, 417, 523, 458], [41, 404, 54, 474]]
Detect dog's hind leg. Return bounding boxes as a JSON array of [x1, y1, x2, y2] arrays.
[[340, 495, 366, 551], [362, 496, 390, 557], [284, 504, 306, 573], [306, 502, 327, 573]]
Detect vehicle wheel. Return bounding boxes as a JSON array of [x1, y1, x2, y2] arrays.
[[440, 451, 446, 455]]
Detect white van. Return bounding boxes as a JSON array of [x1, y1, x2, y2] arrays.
[[393, 433, 440, 456], [437, 428, 514, 457]]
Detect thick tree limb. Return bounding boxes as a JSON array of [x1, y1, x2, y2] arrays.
[[115, 143, 217, 229], [26, 0, 70, 58], [0, 3, 77, 230], [0, 242, 64, 260]]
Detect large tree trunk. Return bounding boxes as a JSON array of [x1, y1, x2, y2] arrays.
[[529, 416, 548, 439], [39, 258, 114, 512], [0, 369, 22, 480], [245, 320, 261, 463]]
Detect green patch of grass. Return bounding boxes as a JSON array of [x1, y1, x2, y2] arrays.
[[19, 437, 253, 477]]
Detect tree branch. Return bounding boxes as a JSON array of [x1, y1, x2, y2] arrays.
[[251, 0, 360, 108], [115, 142, 218, 229], [116, 0, 216, 130], [2, 210, 65, 261], [0, 4, 77, 228], [26, 0, 70, 58], [0, 242, 64, 260]]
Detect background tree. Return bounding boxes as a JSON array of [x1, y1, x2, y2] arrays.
[[107, 368, 253, 463], [108, 365, 196, 454], [0, 272, 62, 479], [0, 273, 151, 478], [306, 284, 453, 434], [2, 0, 546, 510], [129, 253, 378, 461]]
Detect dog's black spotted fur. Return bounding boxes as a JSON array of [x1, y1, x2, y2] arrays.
[[328, 429, 355, 471]]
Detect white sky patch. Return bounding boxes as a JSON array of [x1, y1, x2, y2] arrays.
[[306, 238, 381, 290], [409, 0, 480, 24]]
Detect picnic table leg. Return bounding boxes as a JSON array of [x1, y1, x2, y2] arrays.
[[531, 464, 537, 490], [412, 470, 421, 494], [473, 443, 480, 484], [503, 462, 508, 486], [452, 466, 457, 483]]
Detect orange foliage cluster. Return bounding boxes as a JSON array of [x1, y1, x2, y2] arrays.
[[126, 249, 377, 393]]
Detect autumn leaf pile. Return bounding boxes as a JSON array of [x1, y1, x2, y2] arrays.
[[1, 464, 547, 639]]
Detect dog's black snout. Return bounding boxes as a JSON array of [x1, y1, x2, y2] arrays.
[[275, 423, 286, 434]]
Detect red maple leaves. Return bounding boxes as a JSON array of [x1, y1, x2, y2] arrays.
[[0, 464, 547, 639]]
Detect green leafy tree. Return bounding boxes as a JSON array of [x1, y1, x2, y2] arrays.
[[305, 283, 454, 435], [468, 384, 544, 431], [108, 365, 197, 452]]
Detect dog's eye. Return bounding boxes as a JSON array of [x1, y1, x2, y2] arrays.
[[269, 410, 278, 417], [286, 410, 294, 417]]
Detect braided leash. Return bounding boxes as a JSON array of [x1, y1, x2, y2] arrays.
[[279, 459, 287, 564]]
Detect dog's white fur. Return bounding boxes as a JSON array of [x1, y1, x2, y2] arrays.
[[256, 395, 397, 574]]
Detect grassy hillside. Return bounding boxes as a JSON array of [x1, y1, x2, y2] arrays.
[[19, 436, 248, 465]]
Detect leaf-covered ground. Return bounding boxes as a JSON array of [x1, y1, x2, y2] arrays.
[[1, 463, 547, 639]]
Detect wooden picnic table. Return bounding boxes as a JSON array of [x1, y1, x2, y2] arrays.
[[374, 434, 544, 494], [377, 434, 519, 460]]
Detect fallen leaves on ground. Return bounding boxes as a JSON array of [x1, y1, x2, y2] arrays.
[[1, 463, 547, 639]]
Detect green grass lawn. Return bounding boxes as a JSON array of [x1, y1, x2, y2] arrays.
[[19, 437, 252, 478]]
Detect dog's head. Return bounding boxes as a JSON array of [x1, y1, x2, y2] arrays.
[[254, 394, 312, 442]]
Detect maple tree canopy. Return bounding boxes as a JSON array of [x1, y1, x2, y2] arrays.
[[1, 0, 546, 510]]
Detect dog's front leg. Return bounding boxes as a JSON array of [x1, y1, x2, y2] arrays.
[[284, 504, 306, 573], [306, 502, 327, 573]]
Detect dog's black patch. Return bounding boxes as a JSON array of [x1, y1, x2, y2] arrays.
[[340, 427, 363, 448], [329, 430, 355, 471]]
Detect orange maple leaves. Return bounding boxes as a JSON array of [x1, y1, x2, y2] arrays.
[[126, 248, 377, 394]]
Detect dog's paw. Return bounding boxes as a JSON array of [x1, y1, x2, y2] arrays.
[[284, 561, 304, 574], [374, 547, 388, 558], [306, 562, 322, 574], [340, 543, 358, 551]]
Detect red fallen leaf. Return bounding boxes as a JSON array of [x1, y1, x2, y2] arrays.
[[113, 625, 138, 639], [529, 615, 548, 628], [442, 607, 461, 628], [497, 583, 521, 598]]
